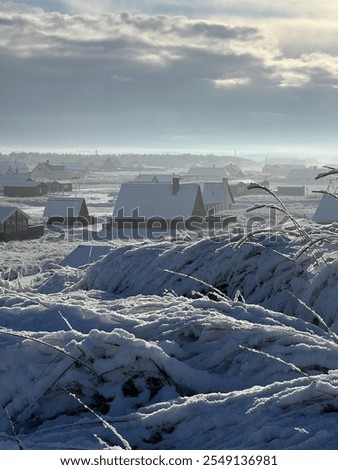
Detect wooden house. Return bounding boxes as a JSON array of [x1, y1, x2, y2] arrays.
[[277, 186, 306, 196], [4, 181, 48, 197], [0, 176, 33, 195], [43, 197, 95, 226], [0, 207, 44, 241], [228, 180, 253, 197], [46, 181, 73, 193], [30, 161, 71, 181]]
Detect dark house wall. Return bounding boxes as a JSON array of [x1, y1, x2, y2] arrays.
[[0, 211, 28, 234], [4, 183, 48, 197], [192, 186, 207, 217], [277, 186, 306, 196], [0, 211, 44, 241], [47, 181, 73, 193]]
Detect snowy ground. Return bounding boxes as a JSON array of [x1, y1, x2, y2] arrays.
[[2, 180, 338, 449]]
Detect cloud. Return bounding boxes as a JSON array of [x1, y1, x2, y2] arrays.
[[1, 2, 338, 150], [0, 5, 324, 92], [2, 5, 336, 90], [213, 77, 251, 88]]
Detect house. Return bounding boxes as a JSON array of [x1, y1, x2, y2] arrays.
[[228, 180, 271, 198], [30, 161, 71, 181], [200, 179, 234, 215], [0, 160, 29, 176], [46, 181, 73, 194], [4, 181, 48, 197], [228, 180, 255, 198], [287, 167, 327, 185], [64, 162, 89, 178], [184, 166, 231, 181], [87, 157, 120, 172], [262, 163, 306, 181], [277, 186, 306, 197], [101, 157, 119, 172], [134, 173, 182, 183], [0, 206, 44, 241], [313, 194, 338, 224], [225, 164, 246, 179], [43, 197, 95, 226], [112, 178, 206, 228], [0, 176, 33, 194]]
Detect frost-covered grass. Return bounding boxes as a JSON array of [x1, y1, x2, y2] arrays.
[[1, 183, 338, 449], [1, 288, 338, 450]]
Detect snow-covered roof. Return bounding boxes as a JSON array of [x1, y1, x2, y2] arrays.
[[185, 166, 230, 177], [0, 206, 29, 222], [313, 194, 338, 223], [0, 176, 31, 187], [0, 161, 28, 173], [60, 245, 111, 268], [288, 167, 326, 179], [113, 181, 204, 219], [228, 179, 254, 185], [3, 181, 46, 188], [43, 197, 86, 218], [35, 162, 66, 172], [134, 174, 182, 183]]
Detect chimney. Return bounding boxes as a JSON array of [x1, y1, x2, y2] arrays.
[[172, 177, 180, 195]]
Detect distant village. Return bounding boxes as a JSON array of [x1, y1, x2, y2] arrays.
[[0, 151, 335, 243]]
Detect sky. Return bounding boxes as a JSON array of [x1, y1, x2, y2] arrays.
[[1, 1, 338, 156]]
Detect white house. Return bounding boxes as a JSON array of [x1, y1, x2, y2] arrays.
[[43, 197, 95, 225], [113, 178, 206, 225]]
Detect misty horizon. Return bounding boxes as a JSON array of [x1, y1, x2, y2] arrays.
[[1, 2, 338, 158]]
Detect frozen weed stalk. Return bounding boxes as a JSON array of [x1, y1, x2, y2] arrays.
[[237, 182, 327, 266]]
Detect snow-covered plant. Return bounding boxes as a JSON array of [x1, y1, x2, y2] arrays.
[[235, 182, 327, 266], [312, 165, 338, 201], [65, 389, 132, 450]]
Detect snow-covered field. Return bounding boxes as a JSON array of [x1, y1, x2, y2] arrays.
[[2, 181, 338, 449]]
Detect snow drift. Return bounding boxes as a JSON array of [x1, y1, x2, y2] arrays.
[[1, 290, 338, 449], [2, 222, 338, 449], [81, 224, 338, 332]]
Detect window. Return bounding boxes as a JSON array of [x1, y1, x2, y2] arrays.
[[5, 215, 16, 233]]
